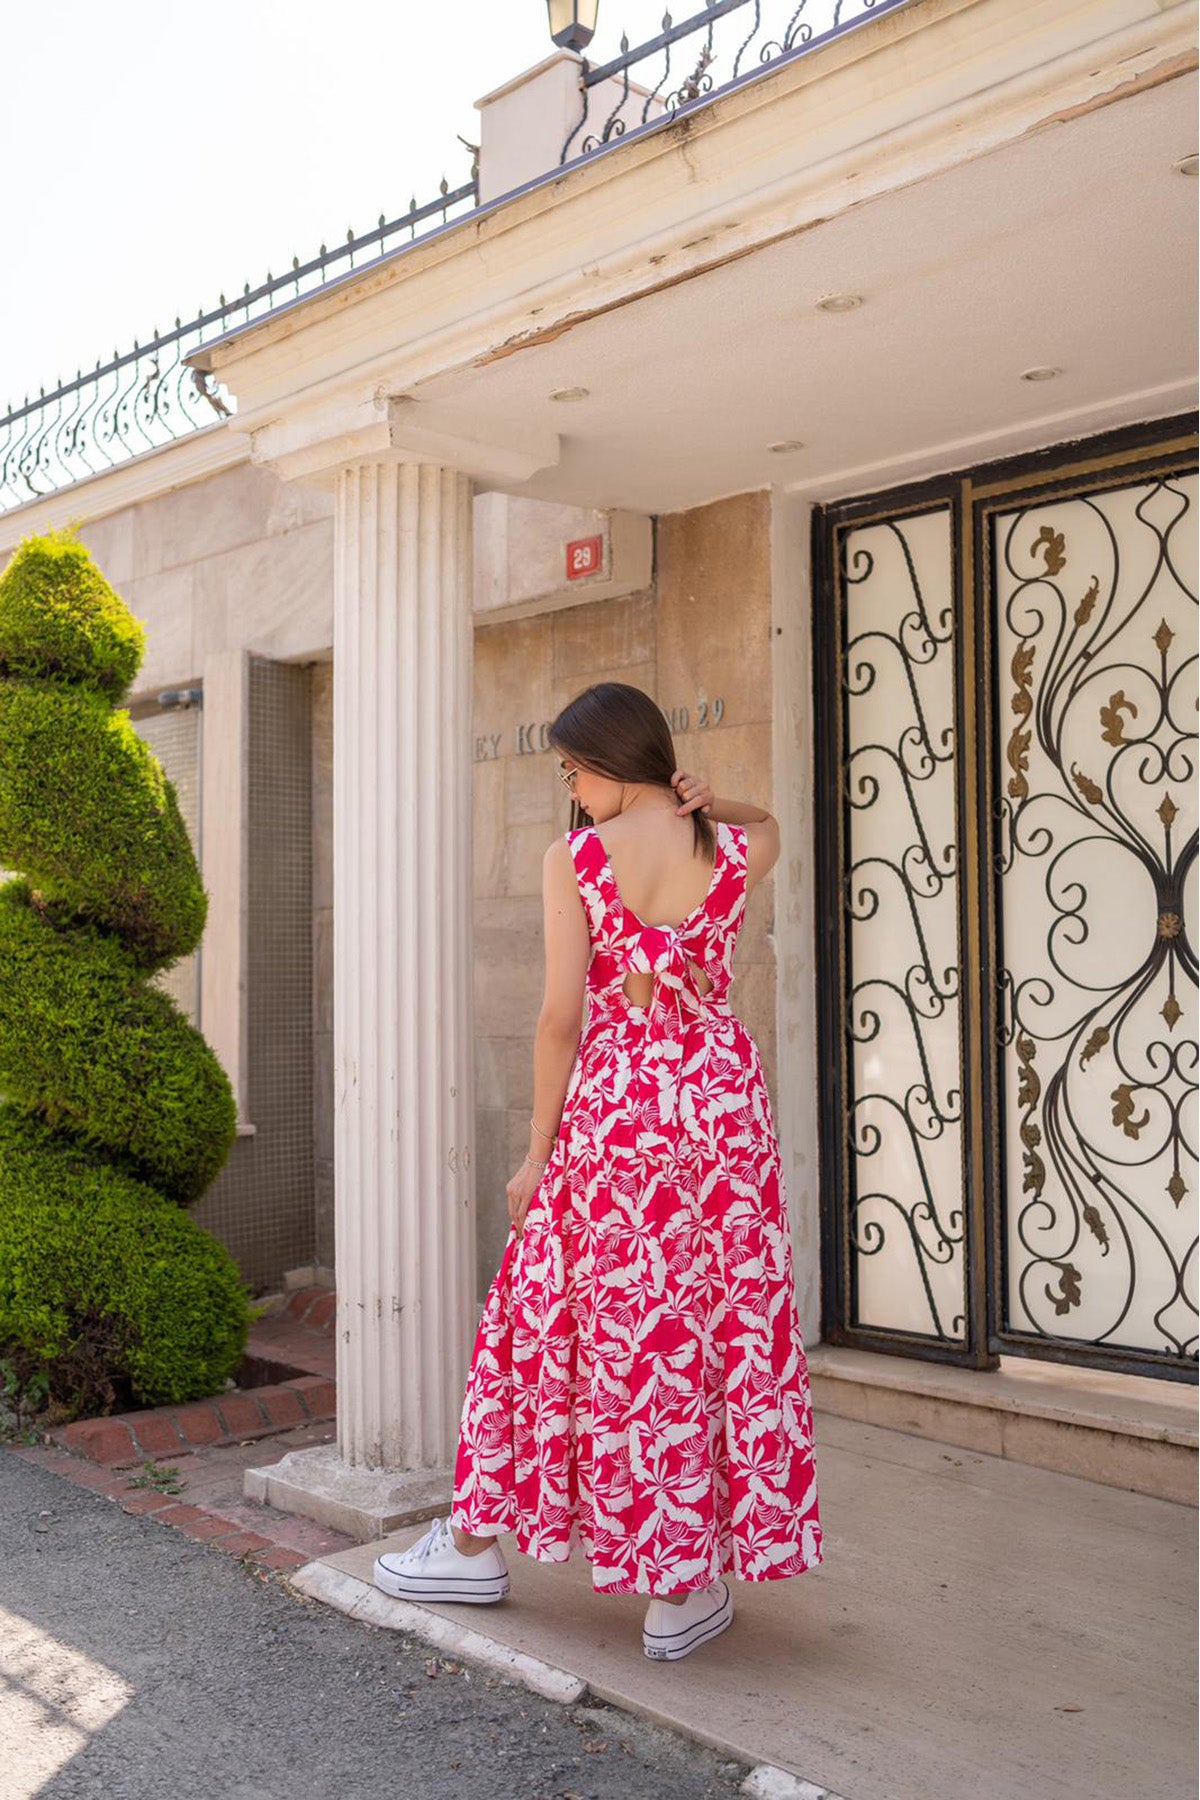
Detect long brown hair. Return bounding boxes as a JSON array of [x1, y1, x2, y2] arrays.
[[548, 681, 716, 863]]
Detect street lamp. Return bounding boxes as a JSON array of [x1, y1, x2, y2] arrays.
[[546, 0, 599, 51]]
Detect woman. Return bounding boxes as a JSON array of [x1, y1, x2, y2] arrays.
[[374, 681, 823, 1662]]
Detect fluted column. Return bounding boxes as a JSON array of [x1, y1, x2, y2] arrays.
[[244, 459, 477, 1536], [333, 461, 475, 1473]]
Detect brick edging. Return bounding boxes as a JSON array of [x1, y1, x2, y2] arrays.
[[49, 1374, 337, 1468]]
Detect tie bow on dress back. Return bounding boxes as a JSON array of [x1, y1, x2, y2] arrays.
[[570, 825, 743, 1140], [625, 924, 709, 1021], [573, 825, 739, 1021]]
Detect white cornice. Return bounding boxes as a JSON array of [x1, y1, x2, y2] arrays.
[[0, 423, 246, 556], [239, 391, 560, 488]]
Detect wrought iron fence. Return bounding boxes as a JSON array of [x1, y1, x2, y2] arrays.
[[0, 173, 477, 514], [561, 0, 910, 163]]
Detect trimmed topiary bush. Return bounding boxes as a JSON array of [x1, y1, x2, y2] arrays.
[[0, 528, 248, 1416], [0, 1111, 248, 1412], [0, 533, 206, 968], [0, 878, 233, 1203]]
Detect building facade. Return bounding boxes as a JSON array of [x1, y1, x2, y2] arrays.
[[1, 0, 1195, 1529]]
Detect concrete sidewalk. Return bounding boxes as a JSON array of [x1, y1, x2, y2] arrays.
[[291, 1413, 1198, 1800]]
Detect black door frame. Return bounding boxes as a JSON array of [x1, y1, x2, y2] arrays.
[[813, 412, 1199, 1382]]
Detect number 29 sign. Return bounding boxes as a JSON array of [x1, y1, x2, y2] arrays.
[[565, 535, 603, 581]]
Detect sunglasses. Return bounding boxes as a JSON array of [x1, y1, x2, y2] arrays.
[[556, 760, 579, 792]]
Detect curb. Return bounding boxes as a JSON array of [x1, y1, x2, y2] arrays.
[[9, 1444, 314, 1571], [286, 1555, 853, 1800], [741, 1766, 850, 1800], [287, 1559, 587, 1704]]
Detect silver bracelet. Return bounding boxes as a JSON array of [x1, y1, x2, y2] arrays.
[[523, 1153, 549, 1169]]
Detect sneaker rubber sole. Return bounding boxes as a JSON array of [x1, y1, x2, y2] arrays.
[[372, 1558, 510, 1604]]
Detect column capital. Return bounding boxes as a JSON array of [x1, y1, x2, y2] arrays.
[[235, 387, 560, 491]]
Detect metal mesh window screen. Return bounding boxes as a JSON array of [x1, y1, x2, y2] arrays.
[[192, 655, 316, 1288], [132, 705, 202, 1024]]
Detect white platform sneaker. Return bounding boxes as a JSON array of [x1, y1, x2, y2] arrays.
[[642, 1577, 733, 1661], [373, 1516, 510, 1604]]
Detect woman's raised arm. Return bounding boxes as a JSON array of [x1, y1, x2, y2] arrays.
[[671, 770, 780, 890]]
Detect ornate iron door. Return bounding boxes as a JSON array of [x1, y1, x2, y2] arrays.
[[815, 419, 1197, 1381]]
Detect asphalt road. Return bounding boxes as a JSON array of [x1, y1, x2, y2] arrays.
[[0, 1452, 749, 1800]]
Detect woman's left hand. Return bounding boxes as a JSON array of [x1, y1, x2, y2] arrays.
[[671, 768, 713, 817], [506, 1157, 545, 1240]]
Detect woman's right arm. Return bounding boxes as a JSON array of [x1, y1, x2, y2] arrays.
[[673, 774, 780, 888], [704, 795, 774, 826]]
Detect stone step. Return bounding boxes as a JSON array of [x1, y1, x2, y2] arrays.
[[243, 1309, 336, 1381], [281, 1285, 337, 1334], [806, 1343, 1197, 1506]]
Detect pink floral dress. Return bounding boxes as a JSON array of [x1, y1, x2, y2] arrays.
[[450, 820, 823, 1597]]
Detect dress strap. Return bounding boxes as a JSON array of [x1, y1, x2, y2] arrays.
[[711, 820, 749, 926], [566, 826, 616, 938]]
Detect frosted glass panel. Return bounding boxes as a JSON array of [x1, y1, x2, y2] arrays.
[[994, 474, 1198, 1359], [841, 508, 967, 1341]]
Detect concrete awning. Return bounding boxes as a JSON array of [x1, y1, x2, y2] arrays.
[[187, 0, 1198, 510]]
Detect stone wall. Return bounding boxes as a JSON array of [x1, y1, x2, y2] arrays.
[[78, 460, 335, 698], [657, 491, 778, 1084], [471, 489, 776, 1300]]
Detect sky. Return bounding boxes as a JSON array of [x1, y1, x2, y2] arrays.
[[0, 0, 694, 412]]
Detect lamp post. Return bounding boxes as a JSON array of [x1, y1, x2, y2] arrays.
[[546, 0, 598, 51]]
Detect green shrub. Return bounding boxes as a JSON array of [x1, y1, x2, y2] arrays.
[[0, 681, 206, 966], [0, 528, 248, 1415], [0, 878, 235, 1203], [0, 527, 145, 701], [0, 1111, 248, 1415]]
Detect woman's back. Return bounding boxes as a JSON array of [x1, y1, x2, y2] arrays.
[[593, 817, 718, 929]]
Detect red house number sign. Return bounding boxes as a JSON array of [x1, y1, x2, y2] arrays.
[[566, 535, 603, 581]]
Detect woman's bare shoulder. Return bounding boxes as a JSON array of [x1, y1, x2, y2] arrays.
[[544, 833, 579, 870], [543, 833, 587, 904]]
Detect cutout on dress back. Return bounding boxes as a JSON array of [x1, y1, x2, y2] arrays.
[[623, 962, 713, 1010]]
